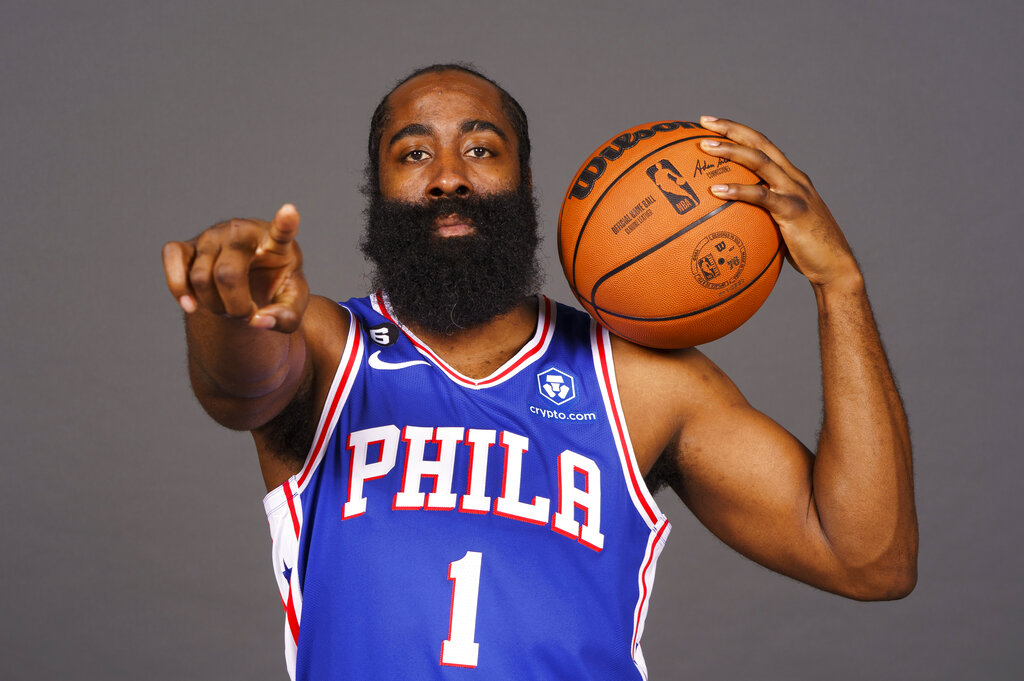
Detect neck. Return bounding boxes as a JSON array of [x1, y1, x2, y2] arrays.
[[403, 296, 539, 380]]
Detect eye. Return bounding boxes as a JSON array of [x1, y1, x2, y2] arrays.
[[467, 147, 493, 159], [404, 149, 429, 162]]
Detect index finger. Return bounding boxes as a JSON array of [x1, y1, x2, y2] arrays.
[[161, 240, 198, 312], [699, 116, 810, 186], [257, 203, 300, 257]]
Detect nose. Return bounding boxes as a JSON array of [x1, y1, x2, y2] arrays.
[[426, 151, 473, 199]]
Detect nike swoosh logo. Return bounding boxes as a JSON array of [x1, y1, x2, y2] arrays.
[[368, 350, 430, 371]]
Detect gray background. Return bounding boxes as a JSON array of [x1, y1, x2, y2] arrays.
[[2, 1, 1021, 679]]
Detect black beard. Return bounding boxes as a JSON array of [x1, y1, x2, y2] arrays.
[[360, 187, 542, 335]]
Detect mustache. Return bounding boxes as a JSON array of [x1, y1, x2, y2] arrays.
[[366, 191, 525, 237]]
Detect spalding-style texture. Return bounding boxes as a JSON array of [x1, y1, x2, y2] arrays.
[[558, 121, 785, 349]]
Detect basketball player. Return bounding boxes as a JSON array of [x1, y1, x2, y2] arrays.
[[162, 65, 917, 679]]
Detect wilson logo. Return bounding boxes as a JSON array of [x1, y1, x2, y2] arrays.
[[568, 121, 703, 200]]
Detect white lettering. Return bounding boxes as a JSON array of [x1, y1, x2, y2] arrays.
[[441, 551, 483, 667], [552, 450, 605, 551], [528, 405, 598, 421], [394, 426, 461, 510], [459, 429, 496, 513], [342, 426, 603, 548], [493, 431, 550, 525], [343, 425, 399, 519]]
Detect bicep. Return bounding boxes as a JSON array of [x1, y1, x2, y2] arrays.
[[670, 387, 849, 593]]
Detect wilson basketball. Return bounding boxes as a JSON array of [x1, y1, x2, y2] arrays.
[[557, 121, 785, 349]]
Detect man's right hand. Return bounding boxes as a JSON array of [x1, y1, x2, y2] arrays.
[[161, 203, 309, 332]]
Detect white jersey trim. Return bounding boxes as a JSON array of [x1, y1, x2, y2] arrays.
[[631, 517, 670, 680], [262, 305, 364, 681], [590, 322, 667, 530], [263, 304, 365, 508], [371, 291, 555, 390], [590, 322, 671, 679]]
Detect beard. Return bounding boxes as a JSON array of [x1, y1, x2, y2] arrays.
[[360, 186, 543, 335]]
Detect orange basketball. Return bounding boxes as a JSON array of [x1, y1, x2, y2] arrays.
[[557, 121, 785, 349]]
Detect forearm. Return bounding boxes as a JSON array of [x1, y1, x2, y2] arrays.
[[185, 309, 307, 428], [811, 272, 917, 593]]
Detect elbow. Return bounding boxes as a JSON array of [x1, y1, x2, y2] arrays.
[[199, 393, 286, 431], [890, 570, 918, 600], [824, 515, 919, 601], [862, 564, 917, 601], [838, 553, 918, 601]]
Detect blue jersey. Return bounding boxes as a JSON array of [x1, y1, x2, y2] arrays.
[[264, 292, 670, 680]]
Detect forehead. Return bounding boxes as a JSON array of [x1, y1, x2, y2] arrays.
[[384, 71, 512, 138]]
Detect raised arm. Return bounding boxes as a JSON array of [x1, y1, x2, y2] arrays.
[[621, 119, 917, 600], [162, 204, 312, 428], [162, 205, 349, 492]]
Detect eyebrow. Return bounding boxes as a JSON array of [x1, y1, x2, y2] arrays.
[[459, 119, 507, 141], [388, 123, 433, 149], [387, 119, 509, 149]]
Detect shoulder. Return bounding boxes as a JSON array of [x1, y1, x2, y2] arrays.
[[302, 294, 353, 368], [252, 294, 353, 489], [609, 333, 748, 474]]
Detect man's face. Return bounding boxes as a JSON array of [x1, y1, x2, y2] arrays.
[[377, 70, 522, 215], [361, 70, 541, 335]]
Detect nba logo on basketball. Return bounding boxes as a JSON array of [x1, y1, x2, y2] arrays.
[[646, 160, 700, 215], [697, 253, 721, 280]]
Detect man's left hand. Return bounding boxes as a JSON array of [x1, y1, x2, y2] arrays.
[[696, 116, 861, 291]]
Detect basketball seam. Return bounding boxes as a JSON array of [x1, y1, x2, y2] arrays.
[[567, 131, 723, 292], [586, 198, 739, 309], [589, 238, 784, 323], [583, 179, 770, 329]]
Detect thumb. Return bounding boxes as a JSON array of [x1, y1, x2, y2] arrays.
[[249, 266, 309, 333]]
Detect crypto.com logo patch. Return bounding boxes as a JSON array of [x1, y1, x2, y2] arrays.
[[537, 367, 576, 406]]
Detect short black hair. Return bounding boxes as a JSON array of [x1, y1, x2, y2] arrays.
[[363, 63, 531, 196]]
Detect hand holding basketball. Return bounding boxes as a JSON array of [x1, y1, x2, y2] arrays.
[[161, 204, 310, 332], [697, 116, 861, 290], [558, 121, 787, 349]]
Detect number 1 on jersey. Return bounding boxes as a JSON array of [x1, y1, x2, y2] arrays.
[[441, 550, 482, 667]]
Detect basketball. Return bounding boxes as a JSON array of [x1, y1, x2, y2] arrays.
[[557, 121, 785, 349]]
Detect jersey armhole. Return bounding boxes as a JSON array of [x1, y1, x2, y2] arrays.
[[263, 305, 364, 514], [590, 323, 668, 532]]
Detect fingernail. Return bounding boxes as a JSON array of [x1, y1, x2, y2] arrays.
[[700, 115, 719, 124], [711, 185, 730, 194], [249, 314, 276, 329], [701, 139, 721, 148], [179, 295, 196, 313]]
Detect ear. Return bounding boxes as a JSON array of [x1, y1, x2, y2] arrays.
[[521, 167, 533, 191]]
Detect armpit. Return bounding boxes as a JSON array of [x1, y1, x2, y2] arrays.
[[644, 447, 683, 495], [253, 369, 316, 466]]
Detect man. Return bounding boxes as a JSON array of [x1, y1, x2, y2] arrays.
[[162, 64, 917, 679]]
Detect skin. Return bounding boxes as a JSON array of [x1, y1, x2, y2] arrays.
[[162, 70, 917, 601]]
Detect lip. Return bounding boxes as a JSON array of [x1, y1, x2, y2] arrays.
[[434, 214, 475, 237]]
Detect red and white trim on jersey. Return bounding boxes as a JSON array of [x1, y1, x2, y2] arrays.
[[591, 322, 671, 679], [371, 290, 555, 390], [591, 323, 665, 530], [263, 307, 365, 680], [294, 310, 365, 493], [631, 518, 670, 680]]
